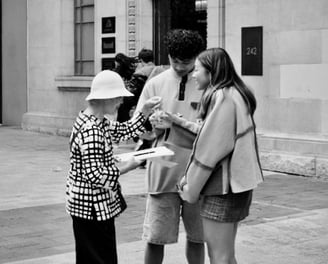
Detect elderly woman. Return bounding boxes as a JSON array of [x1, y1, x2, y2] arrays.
[[66, 70, 160, 264]]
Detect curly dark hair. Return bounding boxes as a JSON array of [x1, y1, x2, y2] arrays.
[[164, 29, 205, 60]]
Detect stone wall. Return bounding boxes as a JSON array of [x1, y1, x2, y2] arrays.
[[22, 0, 153, 134], [2, 0, 27, 125], [225, 0, 328, 177]]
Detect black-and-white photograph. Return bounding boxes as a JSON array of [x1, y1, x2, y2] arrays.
[[0, 0, 327, 264]]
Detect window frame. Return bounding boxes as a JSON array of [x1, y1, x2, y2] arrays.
[[74, 0, 95, 76]]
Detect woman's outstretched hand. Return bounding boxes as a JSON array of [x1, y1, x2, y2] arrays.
[[141, 96, 162, 117]]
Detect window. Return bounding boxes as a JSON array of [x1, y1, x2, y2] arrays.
[[74, 0, 94, 76]]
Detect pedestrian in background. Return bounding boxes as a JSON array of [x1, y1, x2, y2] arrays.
[[134, 48, 156, 82], [131, 49, 157, 162], [177, 48, 264, 264], [66, 70, 161, 264], [126, 48, 156, 119], [113, 53, 138, 122], [113, 52, 137, 83], [136, 29, 205, 264]]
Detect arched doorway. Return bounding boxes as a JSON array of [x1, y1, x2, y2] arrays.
[[153, 0, 207, 65]]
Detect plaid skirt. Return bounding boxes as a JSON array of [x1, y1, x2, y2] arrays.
[[200, 190, 253, 222]]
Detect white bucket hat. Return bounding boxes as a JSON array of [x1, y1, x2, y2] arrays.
[[85, 70, 133, 101]]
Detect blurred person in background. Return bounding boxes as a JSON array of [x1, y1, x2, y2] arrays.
[[113, 53, 138, 122]]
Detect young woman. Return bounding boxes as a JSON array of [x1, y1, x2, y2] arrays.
[[66, 70, 160, 264], [176, 48, 264, 264]]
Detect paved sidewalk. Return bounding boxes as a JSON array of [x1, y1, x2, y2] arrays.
[[0, 126, 328, 264]]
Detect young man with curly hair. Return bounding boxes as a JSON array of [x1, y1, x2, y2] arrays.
[[136, 29, 205, 264]]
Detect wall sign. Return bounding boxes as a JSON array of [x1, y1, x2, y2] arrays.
[[241, 26, 263, 76], [102, 17, 115, 34], [102, 37, 115, 54], [102, 58, 116, 71]]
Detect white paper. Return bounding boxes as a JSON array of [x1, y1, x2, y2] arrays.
[[114, 146, 174, 162]]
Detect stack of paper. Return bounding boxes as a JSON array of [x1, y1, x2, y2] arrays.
[[114, 146, 174, 161]]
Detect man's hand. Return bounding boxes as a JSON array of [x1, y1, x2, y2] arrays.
[[149, 110, 172, 129], [161, 112, 185, 126]]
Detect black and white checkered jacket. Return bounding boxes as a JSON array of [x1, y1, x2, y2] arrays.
[[66, 111, 146, 221]]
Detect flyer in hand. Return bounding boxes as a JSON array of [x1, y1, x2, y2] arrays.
[[114, 146, 174, 162]]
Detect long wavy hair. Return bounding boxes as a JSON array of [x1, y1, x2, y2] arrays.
[[197, 48, 257, 119], [114, 53, 137, 80]]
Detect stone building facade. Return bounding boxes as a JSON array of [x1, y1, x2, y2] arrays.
[[1, 0, 328, 177]]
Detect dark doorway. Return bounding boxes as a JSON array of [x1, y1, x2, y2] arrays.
[[153, 0, 207, 65]]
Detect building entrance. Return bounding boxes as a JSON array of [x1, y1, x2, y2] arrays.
[[153, 0, 207, 65]]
